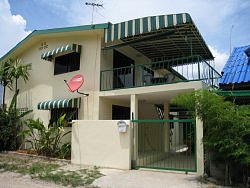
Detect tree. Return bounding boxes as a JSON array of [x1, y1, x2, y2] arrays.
[[172, 89, 250, 185], [0, 60, 13, 109], [9, 59, 31, 108]]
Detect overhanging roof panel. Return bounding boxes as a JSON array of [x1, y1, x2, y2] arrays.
[[105, 13, 192, 42], [104, 13, 213, 61]]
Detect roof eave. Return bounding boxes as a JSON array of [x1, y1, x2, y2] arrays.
[[0, 23, 109, 63]]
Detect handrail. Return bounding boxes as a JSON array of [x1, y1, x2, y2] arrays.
[[101, 55, 221, 76], [100, 55, 221, 91], [131, 119, 195, 123]]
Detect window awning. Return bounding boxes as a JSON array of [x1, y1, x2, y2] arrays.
[[41, 43, 81, 61], [37, 98, 81, 110]]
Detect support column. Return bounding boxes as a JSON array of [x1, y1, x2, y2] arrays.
[[164, 102, 170, 152], [196, 117, 204, 175], [130, 94, 138, 168]]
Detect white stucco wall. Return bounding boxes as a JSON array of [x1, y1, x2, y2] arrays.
[[6, 30, 103, 124], [71, 120, 131, 169]]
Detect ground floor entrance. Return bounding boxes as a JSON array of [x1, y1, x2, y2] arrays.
[[132, 119, 196, 172], [99, 82, 204, 174]]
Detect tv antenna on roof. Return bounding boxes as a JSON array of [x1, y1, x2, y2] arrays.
[[85, 1, 103, 25], [64, 74, 89, 96]]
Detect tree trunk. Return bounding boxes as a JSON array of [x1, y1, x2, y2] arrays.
[[225, 162, 232, 186], [2, 85, 6, 110], [14, 77, 18, 110]]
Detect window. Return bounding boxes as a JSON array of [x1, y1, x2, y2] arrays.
[[50, 108, 78, 126], [54, 52, 80, 75], [112, 105, 130, 120]]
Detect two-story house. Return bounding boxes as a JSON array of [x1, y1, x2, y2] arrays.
[[0, 13, 220, 175]]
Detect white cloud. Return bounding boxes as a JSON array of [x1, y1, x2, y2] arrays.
[[38, 0, 249, 52], [208, 45, 229, 73], [0, 0, 31, 57], [41, 0, 245, 28]]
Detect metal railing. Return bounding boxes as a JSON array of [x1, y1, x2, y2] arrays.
[[100, 55, 221, 91], [132, 119, 197, 172]]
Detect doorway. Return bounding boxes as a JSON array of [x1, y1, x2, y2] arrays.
[[113, 50, 135, 89], [112, 105, 130, 120]]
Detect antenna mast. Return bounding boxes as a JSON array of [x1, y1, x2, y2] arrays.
[[85, 2, 103, 24], [229, 25, 234, 55]]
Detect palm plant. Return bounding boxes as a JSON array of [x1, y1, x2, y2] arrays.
[[0, 60, 13, 109], [9, 58, 31, 95], [9, 59, 31, 108], [20, 114, 71, 158]]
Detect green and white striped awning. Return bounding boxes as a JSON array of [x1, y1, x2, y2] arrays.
[[105, 13, 192, 43], [37, 98, 81, 110], [41, 43, 81, 61], [104, 13, 213, 61]]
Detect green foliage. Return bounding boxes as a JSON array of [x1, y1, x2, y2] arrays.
[[8, 58, 31, 96], [0, 92, 32, 151], [172, 89, 250, 165], [20, 114, 71, 159], [57, 143, 71, 159], [0, 60, 13, 107], [9, 59, 31, 83], [0, 58, 31, 108]]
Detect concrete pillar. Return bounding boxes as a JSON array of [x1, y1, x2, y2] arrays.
[[131, 94, 138, 120], [130, 94, 138, 163], [163, 102, 170, 152], [196, 117, 204, 175]]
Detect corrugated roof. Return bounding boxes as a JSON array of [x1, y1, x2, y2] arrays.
[[220, 45, 250, 85]]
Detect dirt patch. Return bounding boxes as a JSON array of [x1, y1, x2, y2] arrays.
[[0, 171, 65, 188], [0, 152, 102, 187]]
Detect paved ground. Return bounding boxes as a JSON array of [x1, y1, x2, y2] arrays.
[[93, 169, 215, 188], [0, 169, 220, 188]]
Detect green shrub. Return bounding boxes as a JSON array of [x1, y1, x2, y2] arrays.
[[0, 92, 32, 151], [20, 114, 71, 159], [172, 89, 250, 185]]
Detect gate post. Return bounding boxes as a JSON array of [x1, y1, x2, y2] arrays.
[[131, 94, 138, 168], [196, 117, 204, 175], [164, 103, 170, 152]]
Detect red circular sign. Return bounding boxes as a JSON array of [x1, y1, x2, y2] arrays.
[[67, 74, 84, 92]]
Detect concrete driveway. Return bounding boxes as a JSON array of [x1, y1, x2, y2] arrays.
[[93, 169, 212, 188]]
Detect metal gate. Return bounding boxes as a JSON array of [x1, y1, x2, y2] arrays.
[[132, 119, 197, 172]]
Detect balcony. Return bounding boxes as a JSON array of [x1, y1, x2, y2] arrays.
[[100, 55, 221, 91]]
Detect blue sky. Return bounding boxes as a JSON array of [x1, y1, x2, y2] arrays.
[[1, 0, 250, 70]]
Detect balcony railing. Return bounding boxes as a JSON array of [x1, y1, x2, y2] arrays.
[[100, 55, 221, 91]]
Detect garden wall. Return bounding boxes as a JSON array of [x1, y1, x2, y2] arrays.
[[71, 120, 132, 169]]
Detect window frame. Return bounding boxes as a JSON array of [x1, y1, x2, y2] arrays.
[[54, 52, 80, 75]]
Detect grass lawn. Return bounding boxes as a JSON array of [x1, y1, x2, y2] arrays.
[[0, 153, 103, 187]]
